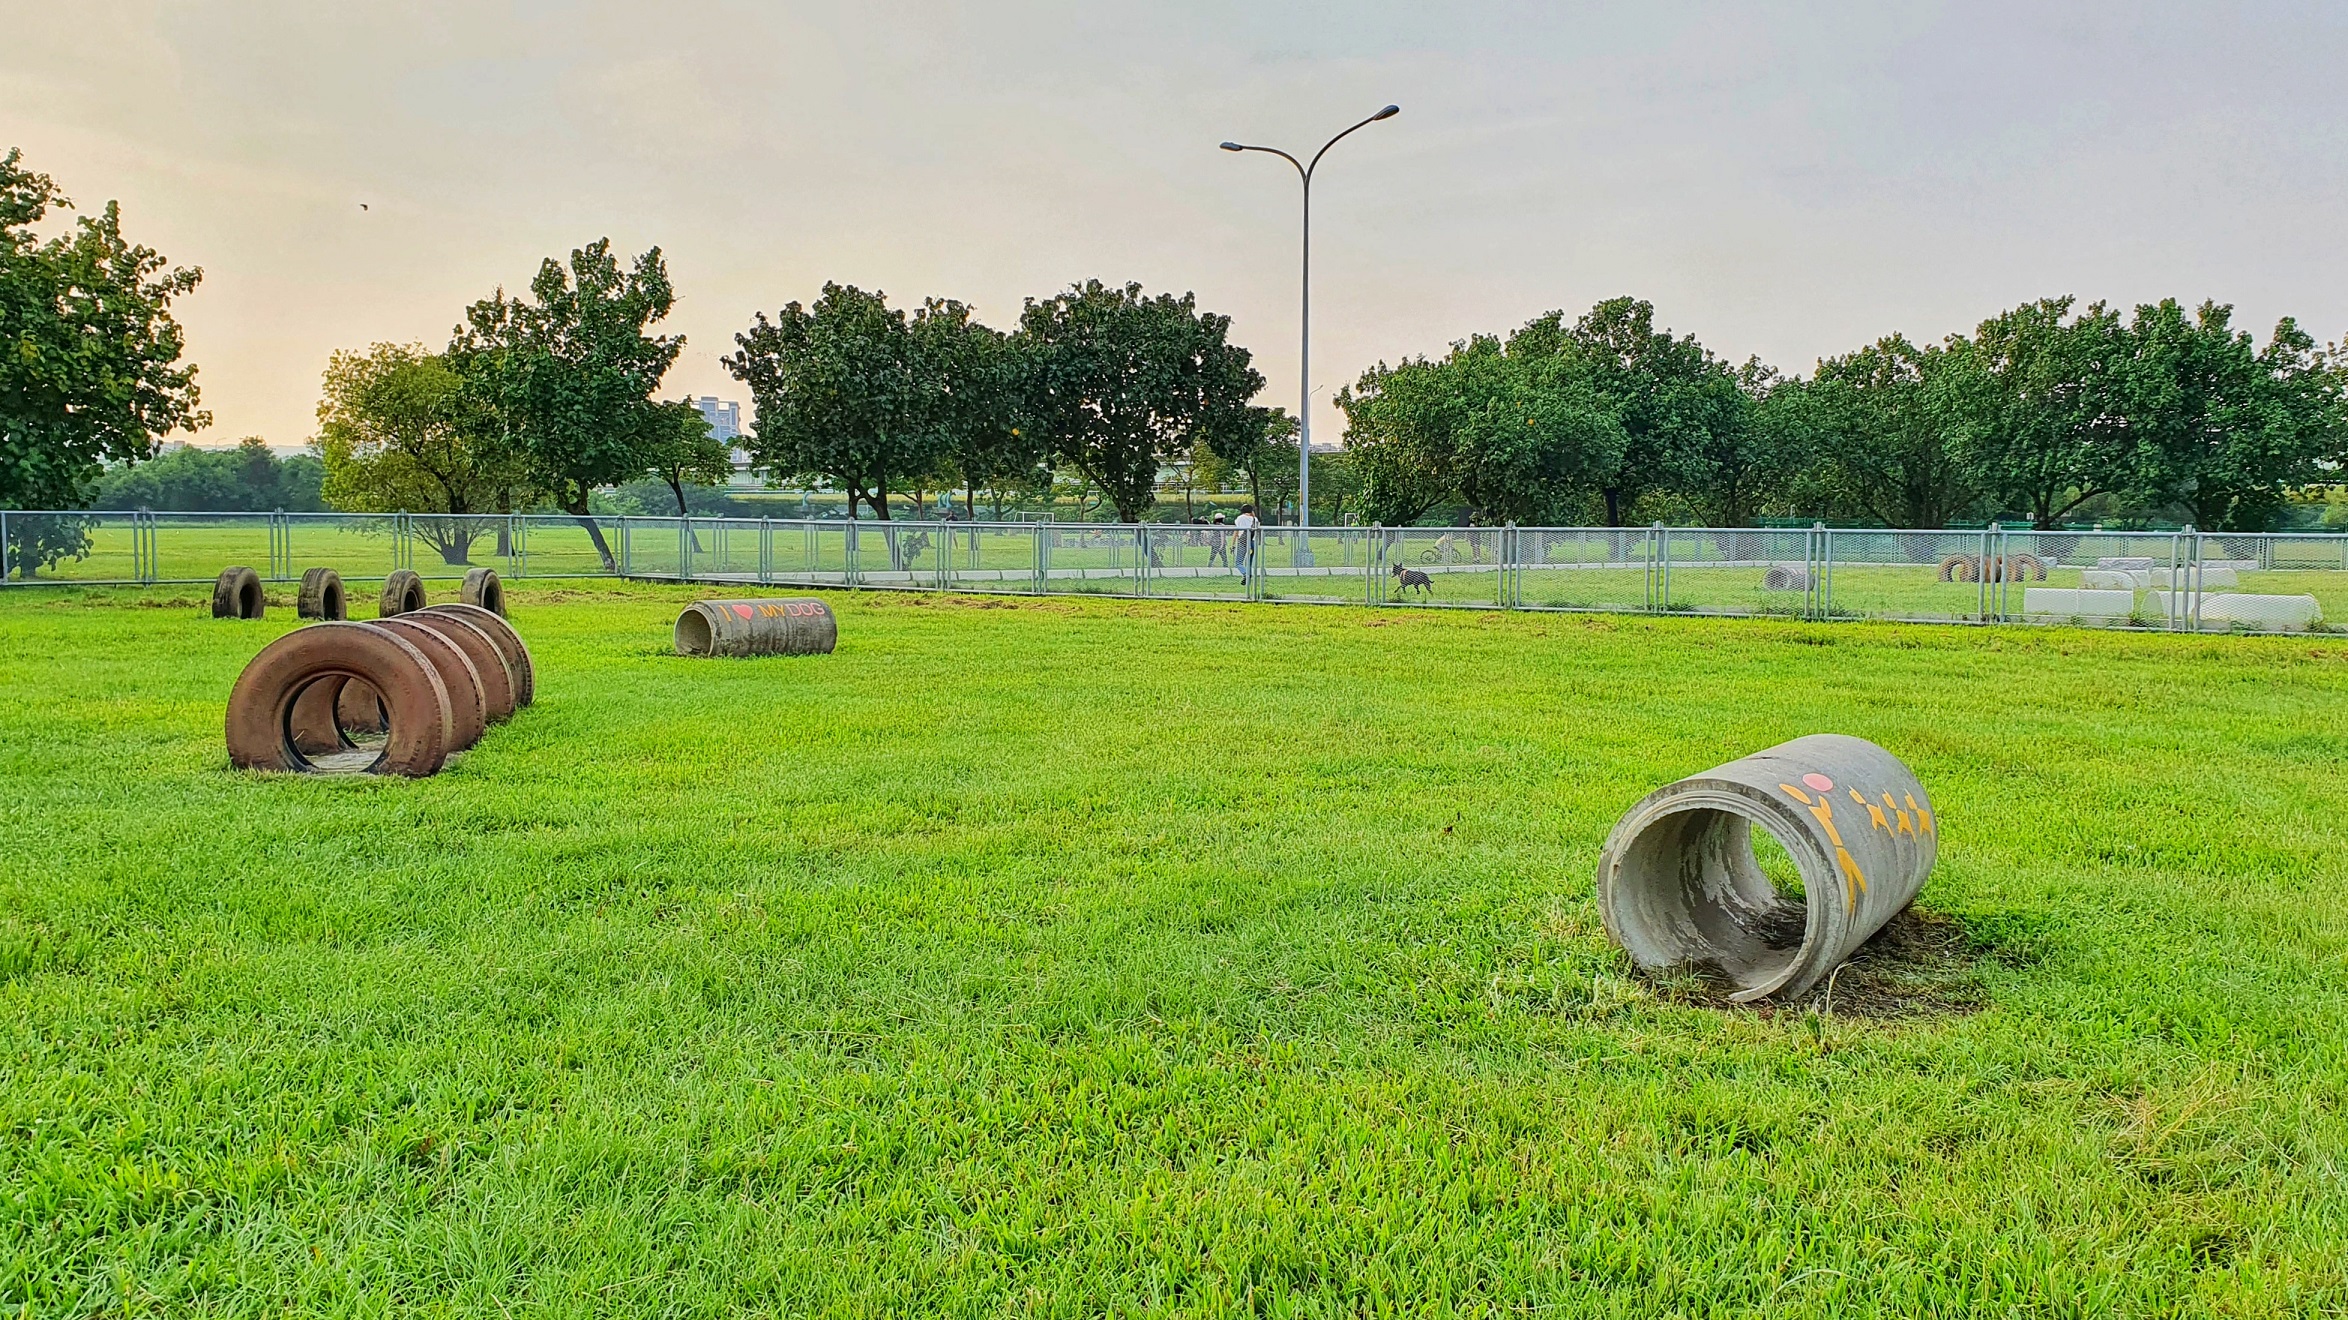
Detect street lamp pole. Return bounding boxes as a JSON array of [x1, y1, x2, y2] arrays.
[[1222, 105, 1398, 554]]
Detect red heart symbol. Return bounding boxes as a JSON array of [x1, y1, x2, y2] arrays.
[[731, 603, 754, 619]]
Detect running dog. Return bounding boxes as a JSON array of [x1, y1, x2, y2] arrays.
[[1391, 562, 1435, 598]]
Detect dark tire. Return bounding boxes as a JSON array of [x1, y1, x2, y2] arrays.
[[423, 603, 532, 707], [396, 611, 515, 723], [213, 566, 264, 619], [459, 567, 505, 616], [225, 622, 452, 776], [380, 569, 426, 617], [297, 567, 347, 620], [365, 618, 487, 752], [2013, 553, 2046, 581]]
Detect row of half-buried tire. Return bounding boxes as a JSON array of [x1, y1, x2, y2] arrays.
[[213, 566, 507, 620], [226, 603, 534, 777]]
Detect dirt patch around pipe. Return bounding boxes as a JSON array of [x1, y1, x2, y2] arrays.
[[1649, 907, 2040, 1020]]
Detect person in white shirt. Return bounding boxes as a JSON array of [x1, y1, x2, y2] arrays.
[[1232, 505, 1261, 580]]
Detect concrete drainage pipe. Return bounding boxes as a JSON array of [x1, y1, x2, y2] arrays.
[[1596, 734, 1938, 1001], [226, 622, 454, 776], [675, 598, 837, 657]]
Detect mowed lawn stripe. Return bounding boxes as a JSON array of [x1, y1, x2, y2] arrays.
[[3, 582, 2345, 1316]]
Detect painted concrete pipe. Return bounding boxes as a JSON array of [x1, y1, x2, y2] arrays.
[[675, 598, 837, 657], [1596, 734, 1938, 1001]]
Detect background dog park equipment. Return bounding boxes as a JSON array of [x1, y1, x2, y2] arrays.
[[6, 508, 2345, 633], [1596, 734, 1938, 1002], [225, 605, 535, 777], [675, 598, 838, 657]]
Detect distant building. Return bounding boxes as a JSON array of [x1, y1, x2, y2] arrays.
[[693, 397, 763, 488], [694, 397, 742, 440]]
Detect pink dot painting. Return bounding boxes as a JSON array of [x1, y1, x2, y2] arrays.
[[1802, 773, 1834, 793]]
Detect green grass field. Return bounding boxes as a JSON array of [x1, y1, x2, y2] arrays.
[[5, 583, 2348, 1316]]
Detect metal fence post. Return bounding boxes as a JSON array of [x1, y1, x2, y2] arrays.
[[679, 517, 692, 581], [1033, 522, 1045, 595], [1651, 522, 1669, 613], [1367, 524, 1381, 605], [1, 509, 10, 584], [2187, 525, 2203, 632], [760, 517, 773, 583]]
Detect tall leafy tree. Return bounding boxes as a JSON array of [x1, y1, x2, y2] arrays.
[[1942, 297, 2133, 529], [725, 283, 943, 522], [641, 401, 734, 547], [1016, 281, 1265, 523], [912, 298, 1045, 519], [1339, 333, 1626, 526], [316, 343, 534, 563], [1512, 298, 1741, 527], [448, 239, 684, 570], [1201, 406, 1294, 519], [1771, 335, 1983, 528], [0, 148, 207, 575], [1339, 358, 1465, 525], [2115, 300, 2346, 531]]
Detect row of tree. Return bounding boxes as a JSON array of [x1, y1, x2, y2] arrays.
[[88, 437, 325, 512], [725, 280, 1274, 523], [1341, 296, 2348, 531]]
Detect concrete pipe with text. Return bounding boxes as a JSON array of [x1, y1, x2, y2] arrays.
[[1596, 734, 1938, 1002], [675, 598, 837, 657]]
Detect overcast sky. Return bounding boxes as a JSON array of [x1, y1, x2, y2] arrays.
[[7, 1, 2346, 453]]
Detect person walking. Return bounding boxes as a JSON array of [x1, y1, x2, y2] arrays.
[[1207, 511, 1230, 568], [1233, 504, 1261, 582]]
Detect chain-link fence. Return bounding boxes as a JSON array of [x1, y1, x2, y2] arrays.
[[5, 510, 2342, 634]]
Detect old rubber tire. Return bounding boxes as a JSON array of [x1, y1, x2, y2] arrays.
[[2013, 553, 2046, 581], [397, 611, 515, 724], [460, 567, 505, 616], [297, 567, 346, 620], [337, 679, 386, 734], [365, 618, 487, 752], [424, 603, 532, 707], [213, 566, 264, 619], [1937, 554, 1976, 583], [225, 622, 452, 776], [380, 569, 426, 617]]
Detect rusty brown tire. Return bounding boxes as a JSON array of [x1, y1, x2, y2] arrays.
[[396, 610, 515, 724], [1936, 554, 1977, 583], [460, 567, 506, 616], [297, 567, 347, 620], [226, 622, 452, 776], [424, 603, 532, 707], [380, 569, 426, 617], [337, 680, 387, 734], [365, 618, 487, 752], [2013, 553, 2046, 581], [213, 567, 265, 619]]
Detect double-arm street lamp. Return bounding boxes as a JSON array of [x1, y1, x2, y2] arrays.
[[1222, 104, 1399, 554]]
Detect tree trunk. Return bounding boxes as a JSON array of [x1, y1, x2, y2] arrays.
[[563, 494, 618, 573], [668, 477, 704, 551]]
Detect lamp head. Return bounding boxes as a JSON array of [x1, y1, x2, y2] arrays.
[[1219, 141, 1244, 152], [1372, 105, 1401, 121]]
